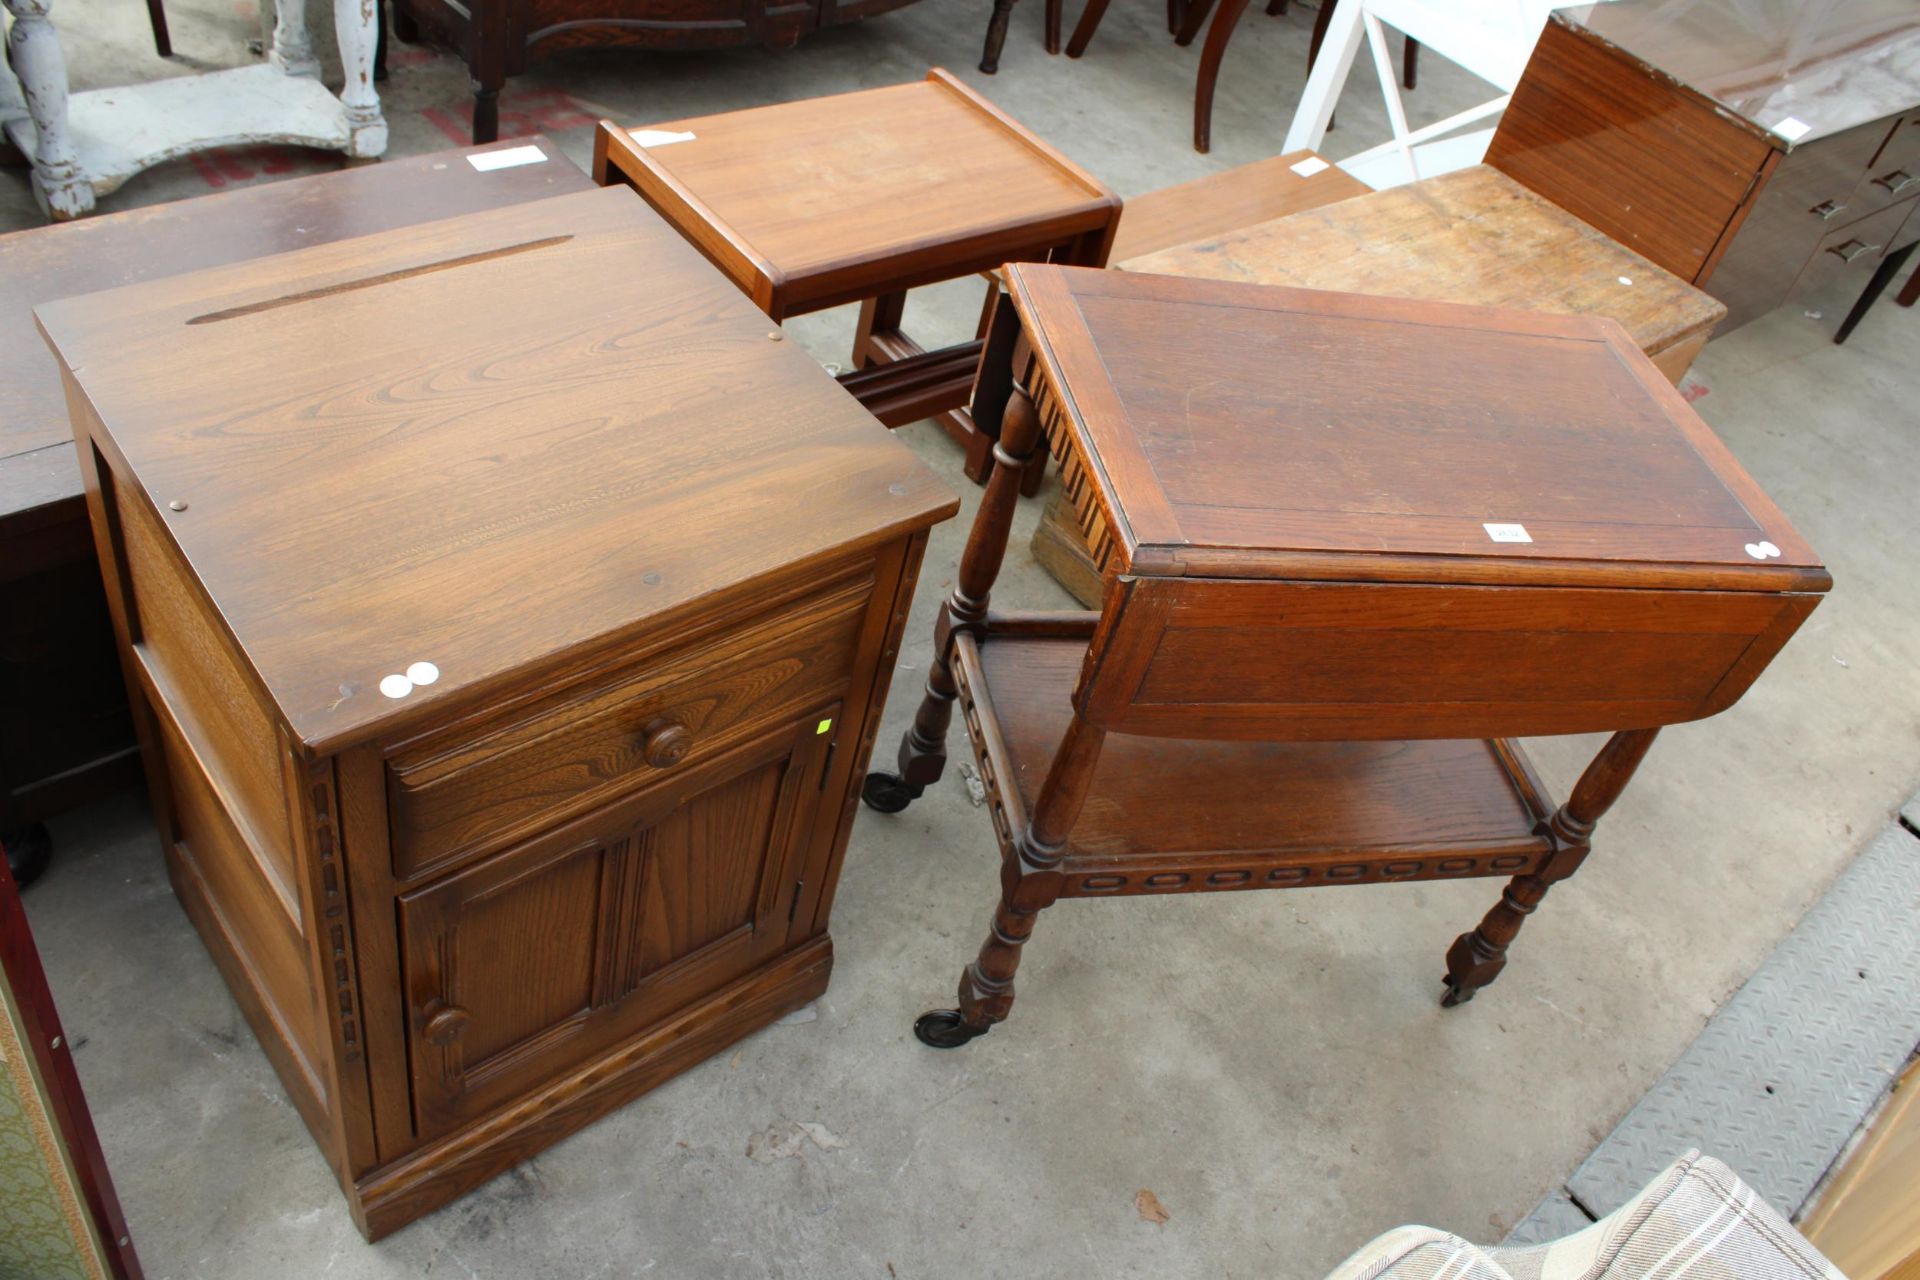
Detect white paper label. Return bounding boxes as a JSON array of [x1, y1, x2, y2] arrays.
[[629, 129, 697, 148], [1772, 116, 1812, 142], [1483, 522, 1532, 544], [1744, 540, 1782, 560], [1290, 155, 1332, 177], [467, 145, 547, 171]]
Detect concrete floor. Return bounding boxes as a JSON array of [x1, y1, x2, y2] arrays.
[[7, 1, 1920, 1277]]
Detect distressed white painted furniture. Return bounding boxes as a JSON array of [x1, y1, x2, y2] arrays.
[[0, 0, 385, 220], [1281, 0, 1577, 189]]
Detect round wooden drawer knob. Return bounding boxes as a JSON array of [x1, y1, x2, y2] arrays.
[[642, 719, 693, 769], [423, 1003, 469, 1046]]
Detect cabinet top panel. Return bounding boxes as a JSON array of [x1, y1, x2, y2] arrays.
[[37, 188, 956, 753], [0, 136, 593, 480], [1559, 1, 1920, 146], [1006, 264, 1827, 592]]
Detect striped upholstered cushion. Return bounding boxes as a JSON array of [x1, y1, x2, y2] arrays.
[[1324, 1153, 1848, 1280]]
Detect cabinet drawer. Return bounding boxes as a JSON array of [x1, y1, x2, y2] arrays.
[[1789, 200, 1915, 305], [1852, 114, 1920, 219], [388, 573, 871, 878]]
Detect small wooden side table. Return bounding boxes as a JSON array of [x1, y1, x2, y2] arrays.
[[866, 265, 1828, 1048], [593, 69, 1119, 481]]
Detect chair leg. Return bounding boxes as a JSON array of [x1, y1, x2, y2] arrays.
[[1899, 256, 1920, 308], [1045, 0, 1062, 52], [980, 0, 1017, 72], [1173, 0, 1214, 46], [1306, 0, 1335, 66], [1835, 241, 1917, 343], [1443, 729, 1659, 1006], [1403, 34, 1418, 89], [1193, 0, 1253, 152], [1266, 0, 1286, 11], [1065, 0, 1114, 58], [146, 0, 172, 57], [1166, 0, 1181, 33]]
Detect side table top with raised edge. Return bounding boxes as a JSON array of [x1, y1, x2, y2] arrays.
[[593, 68, 1120, 319], [36, 187, 958, 755], [1003, 263, 1824, 597], [0, 137, 593, 535], [1120, 165, 1728, 377], [1106, 149, 1370, 264]]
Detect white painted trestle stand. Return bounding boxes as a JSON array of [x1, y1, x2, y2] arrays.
[[0, 0, 385, 220], [1281, 0, 1588, 189]]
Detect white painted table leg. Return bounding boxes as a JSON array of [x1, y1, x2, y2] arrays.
[[334, 0, 387, 157], [269, 0, 321, 77], [1282, 0, 1365, 154], [3, 0, 93, 218], [0, 32, 26, 120]]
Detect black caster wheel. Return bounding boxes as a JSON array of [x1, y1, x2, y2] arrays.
[[1440, 977, 1474, 1008], [914, 1009, 986, 1049], [2, 823, 53, 890], [861, 771, 923, 814]]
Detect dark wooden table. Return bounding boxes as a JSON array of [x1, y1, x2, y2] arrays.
[[38, 186, 954, 1236], [0, 139, 593, 862], [594, 70, 1119, 482], [863, 265, 1828, 1048], [390, 0, 925, 145]]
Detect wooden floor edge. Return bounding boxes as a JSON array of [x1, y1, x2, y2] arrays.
[[350, 936, 836, 1240]]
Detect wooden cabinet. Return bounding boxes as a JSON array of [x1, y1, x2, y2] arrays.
[[393, 0, 926, 144], [1489, 2, 1920, 334], [35, 188, 956, 1238]]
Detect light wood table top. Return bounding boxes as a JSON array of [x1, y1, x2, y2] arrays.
[[1121, 164, 1727, 368]]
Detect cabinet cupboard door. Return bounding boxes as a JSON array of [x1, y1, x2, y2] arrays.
[[400, 712, 837, 1138]]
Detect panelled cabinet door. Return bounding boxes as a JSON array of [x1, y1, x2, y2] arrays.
[[400, 710, 838, 1138]]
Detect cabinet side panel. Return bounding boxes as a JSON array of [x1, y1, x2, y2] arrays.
[[113, 479, 300, 919], [1488, 19, 1773, 281], [800, 530, 929, 938], [149, 705, 327, 1112]]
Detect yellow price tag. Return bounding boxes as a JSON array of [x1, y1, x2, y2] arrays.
[[816, 718, 833, 735]]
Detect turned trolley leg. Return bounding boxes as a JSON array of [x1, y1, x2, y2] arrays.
[[864, 361, 1046, 814], [916, 875, 1049, 1047], [918, 717, 1106, 1046], [1443, 728, 1659, 1006]]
